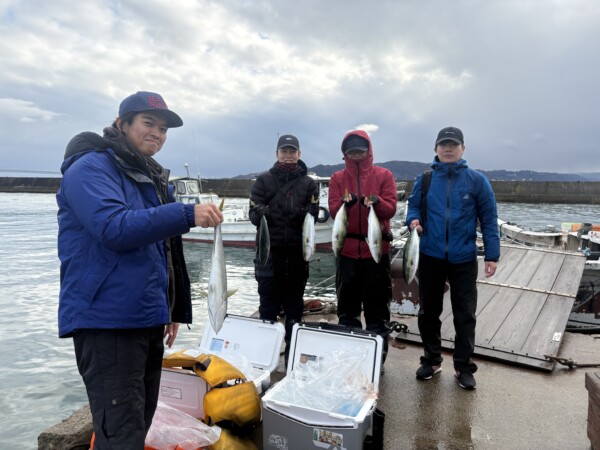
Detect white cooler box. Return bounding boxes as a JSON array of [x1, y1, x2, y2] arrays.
[[159, 314, 284, 419], [262, 323, 383, 450]]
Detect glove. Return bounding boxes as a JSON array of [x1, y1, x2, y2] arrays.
[[252, 204, 269, 217], [342, 193, 357, 208], [361, 194, 379, 206]]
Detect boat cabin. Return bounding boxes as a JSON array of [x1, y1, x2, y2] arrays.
[[171, 178, 219, 205]]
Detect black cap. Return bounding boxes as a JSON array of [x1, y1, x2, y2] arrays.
[[342, 134, 369, 153], [277, 134, 300, 150], [435, 126, 464, 146], [119, 91, 183, 128]]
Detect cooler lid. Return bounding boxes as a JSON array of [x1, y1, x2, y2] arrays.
[[200, 314, 285, 372], [287, 322, 384, 385]]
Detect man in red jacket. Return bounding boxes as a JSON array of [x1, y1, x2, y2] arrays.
[[328, 130, 397, 364]]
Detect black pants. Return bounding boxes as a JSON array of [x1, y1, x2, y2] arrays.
[[335, 254, 392, 361], [74, 327, 164, 450], [417, 253, 478, 374], [256, 246, 308, 366]]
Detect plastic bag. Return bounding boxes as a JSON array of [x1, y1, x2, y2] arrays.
[[272, 346, 377, 416], [145, 401, 221, 450]]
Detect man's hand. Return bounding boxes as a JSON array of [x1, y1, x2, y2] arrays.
[[361, 194, 379, 208], [164, 323, 179, 348], [484, 261, 497, 278], [410, 219, 423, 234], [194, 203, 224, 228], [252, 204, 269, 218], [342, 192, 357, 207]]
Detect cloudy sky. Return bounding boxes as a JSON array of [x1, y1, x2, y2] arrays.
[[1, 0, 598, 178]]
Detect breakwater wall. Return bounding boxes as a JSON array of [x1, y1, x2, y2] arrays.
[[403, 180, 600, 204], [3, 177, 600, 204]]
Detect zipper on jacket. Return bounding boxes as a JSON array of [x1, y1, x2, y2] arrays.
[[356, 161, 362, 258], [445, 172, 451, 259]]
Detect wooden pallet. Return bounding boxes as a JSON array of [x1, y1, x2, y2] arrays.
[[395, 243, 586, 371]]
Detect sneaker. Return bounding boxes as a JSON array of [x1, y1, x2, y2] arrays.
[[455, 370, 476, 390], [416, 363, 442, 380]]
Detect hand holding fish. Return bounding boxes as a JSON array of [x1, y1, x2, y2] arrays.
[[342, 192, 357, 207], [194, 203, 224, 228], [410, 219, 423, 234], [362, 194, 379, 208]]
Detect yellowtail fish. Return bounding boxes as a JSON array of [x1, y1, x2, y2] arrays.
[[366, 205, 382, 263], [302, 212, 316, 261], [208, 200, 227, 334], [258, 214, 270, 265], [403, 227, 420, 284], [332, 202, 347, 257]]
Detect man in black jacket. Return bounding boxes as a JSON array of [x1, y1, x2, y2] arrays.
[[249, 134, 319, 367]]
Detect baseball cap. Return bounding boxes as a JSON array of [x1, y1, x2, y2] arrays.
[[119, 91, 183, 128], [277, 134, 300, 150], [435, 126, 464, 145], [342, 134, 369, 153]]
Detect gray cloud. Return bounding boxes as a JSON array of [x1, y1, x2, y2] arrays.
[[1, 0, 598, 177]]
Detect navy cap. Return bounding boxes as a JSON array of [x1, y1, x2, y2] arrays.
[[277, 134, 300, 150], [342, 134, 369, 153], [435, 126, 464, 145], [119, 91, 183, 128]]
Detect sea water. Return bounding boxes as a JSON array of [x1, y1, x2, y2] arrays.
[[0, 192, 597, 449]]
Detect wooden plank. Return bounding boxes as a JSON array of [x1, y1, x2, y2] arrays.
[[476, 288, 523, 346], [517, 254, 584, 361], [517, 294, 571, 357], [503, 249, 546, 286], [526, 252, 565, 291], [487, 291, 547, 350], [393, 244, 587, 371]]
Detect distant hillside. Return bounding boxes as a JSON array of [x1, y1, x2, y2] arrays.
[[234, 161, 600, 182]]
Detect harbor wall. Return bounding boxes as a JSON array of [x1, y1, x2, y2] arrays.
[[403, 180, 600, 204], [3, 177, 600, 204]]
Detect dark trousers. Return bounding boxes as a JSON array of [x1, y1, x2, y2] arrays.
[[418, 253, 478, 373], [74, 327, 165, 450], [256, 246, 308, 366], [335, 254, 392, 361]]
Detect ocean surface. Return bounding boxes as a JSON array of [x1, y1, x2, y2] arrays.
[[0, 192, 598, 449]]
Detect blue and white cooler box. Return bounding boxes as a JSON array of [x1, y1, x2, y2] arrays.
[[262, 323, 384, 450], [159, 314, 284, 419]]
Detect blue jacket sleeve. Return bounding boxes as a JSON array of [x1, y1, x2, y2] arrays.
[[61, 154, 191, 252], [405, 174, 423, 226], [476, 175, 500, 262]]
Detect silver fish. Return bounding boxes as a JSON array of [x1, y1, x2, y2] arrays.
[[207, 223, 227, 334], [331, 203, 347, 257], [403, 227, 420, 284], [258, 215, 270, 265], [302, 212, 316, 261], [366, 206, 382, 263]]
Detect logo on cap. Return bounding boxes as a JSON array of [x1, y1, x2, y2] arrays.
[[147, 96, 167, 110]]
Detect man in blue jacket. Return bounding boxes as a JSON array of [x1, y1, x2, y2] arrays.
[[406, 126, 500, 390], [57, 91, 223, 448]]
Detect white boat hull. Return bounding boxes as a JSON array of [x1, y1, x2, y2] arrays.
[[498, 219, 564, 248], [184, 219, 334, 249]]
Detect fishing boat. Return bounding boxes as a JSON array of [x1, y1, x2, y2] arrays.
[[497, 218, 565, 248], [172, 175, 334, 248]]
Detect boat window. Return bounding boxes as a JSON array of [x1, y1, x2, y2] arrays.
[[176, 182, 187, 195], [187, 182, 200, 194]]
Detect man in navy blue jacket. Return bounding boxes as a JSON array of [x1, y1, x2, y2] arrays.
[[406, 126, 500, 390], [57, 91, 223, 448]]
